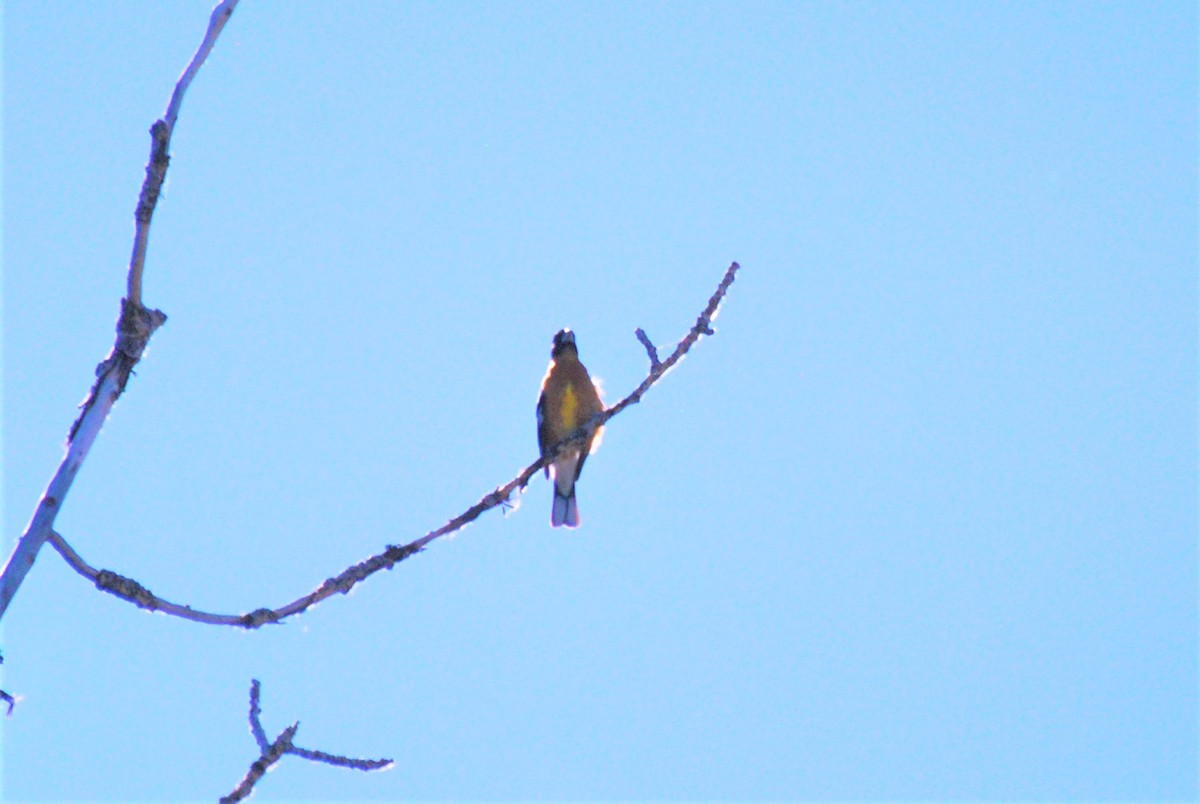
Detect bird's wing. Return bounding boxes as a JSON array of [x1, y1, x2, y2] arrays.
[[536, 391, 552, 477]]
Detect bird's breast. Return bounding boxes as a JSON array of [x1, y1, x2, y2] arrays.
[[560, 382, 580, 431]]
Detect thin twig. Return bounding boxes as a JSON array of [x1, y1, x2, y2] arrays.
[[49, 263, 741, 628], [248, 678, 270, 751], [603, 260, 738, 421], [290, 745, 394, 771], [635, 328, 661, 368], [0, 0, 240, 627], [221, 680, 392, 803], [130, 0, 239, 306]]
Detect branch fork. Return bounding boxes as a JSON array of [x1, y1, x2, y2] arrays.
[[221, 679, 391, 803]]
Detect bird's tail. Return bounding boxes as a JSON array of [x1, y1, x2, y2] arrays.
[[551, 487, 580, 528]]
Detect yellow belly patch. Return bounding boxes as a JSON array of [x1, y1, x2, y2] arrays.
[[561, 383, 579, 430]]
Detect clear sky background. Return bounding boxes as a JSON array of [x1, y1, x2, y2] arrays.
[[2, 2, 1196, 801]]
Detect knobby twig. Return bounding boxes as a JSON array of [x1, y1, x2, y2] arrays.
[[0, 0, 240, 627], [634, 327, 661, 368], [221, 680, 391, 803], [131, 0, 238, 306], [49, 262, 740, 628]]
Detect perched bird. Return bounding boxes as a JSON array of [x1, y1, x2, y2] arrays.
[[537, 329, 604, 528]]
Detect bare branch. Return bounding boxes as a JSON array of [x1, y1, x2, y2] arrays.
[[603, 260, 739, 421], [289, 745, 394, 771], [130, 0, 239, 306], [47, 530, 269, 626], [164, 1, 238, 132], [0, 0, 240, 626], [248, 678, 270, 751], [221, 680, 392, 803], [48, 263, 741, 628], [221, 722, 297, 804], [635, 327, 661, 368]]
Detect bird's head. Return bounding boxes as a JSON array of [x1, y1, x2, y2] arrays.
[[551, 328, 577, 358]]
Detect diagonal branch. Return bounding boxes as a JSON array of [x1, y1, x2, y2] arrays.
[[130, 0, 238, 306], [221, 680, 392, 803], [50, 262, 740, 629], [0, 0, 241, 625]]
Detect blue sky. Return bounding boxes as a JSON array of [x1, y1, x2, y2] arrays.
[[3, 1, 1196, 801]]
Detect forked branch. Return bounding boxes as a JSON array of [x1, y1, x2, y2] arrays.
[[220, 679, 391, 803]]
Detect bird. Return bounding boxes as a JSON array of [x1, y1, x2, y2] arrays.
[[537, 329, 604, 528]]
